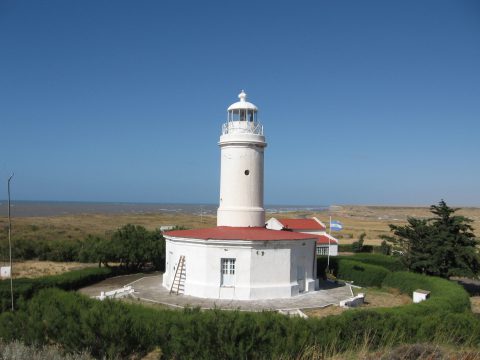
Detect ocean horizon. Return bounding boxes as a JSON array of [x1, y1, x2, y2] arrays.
[[0, 200, 330, 217]]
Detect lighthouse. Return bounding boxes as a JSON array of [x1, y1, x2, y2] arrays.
[[217, 90, 266, 227], [163, 91, 318, 300]]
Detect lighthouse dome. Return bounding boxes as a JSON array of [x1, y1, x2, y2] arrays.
[[227, 90, 258, 111]]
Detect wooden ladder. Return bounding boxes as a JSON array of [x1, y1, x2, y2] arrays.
[[169, 255, 186, 295]]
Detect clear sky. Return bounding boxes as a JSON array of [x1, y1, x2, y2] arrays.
[[1, 0, 479, 206]]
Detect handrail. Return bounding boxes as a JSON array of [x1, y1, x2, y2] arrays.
[[222, 121, 263, 135]]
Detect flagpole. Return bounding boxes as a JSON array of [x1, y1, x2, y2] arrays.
[[7, 173, 14, 311], [327, 215, 331, 271]]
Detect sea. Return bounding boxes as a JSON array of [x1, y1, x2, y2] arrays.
[[0, 201, 329, 217]]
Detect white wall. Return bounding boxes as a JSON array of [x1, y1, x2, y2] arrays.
[[164, 236, 318, 300], [265, 218, 283, 230], [217, 131, 266, 227]]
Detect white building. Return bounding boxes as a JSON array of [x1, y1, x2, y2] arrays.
[[162, 91, 318, 300], [266, 217, 339, 256]]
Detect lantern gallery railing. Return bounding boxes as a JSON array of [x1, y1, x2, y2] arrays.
[[222, 121, 264, 135]]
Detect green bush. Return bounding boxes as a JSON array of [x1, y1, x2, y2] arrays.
[[349, 253, 407, 272], [0, 250, 477, 358], [2, 225, 167, 271], [380, 240, 391, 255], [338, 244, 382, 253], [0, 267, 113, 312], [382, 271, 471, 314], [0, 283, 478, 360], [317, 254, 404, 285], [336, 260, 390, 287]]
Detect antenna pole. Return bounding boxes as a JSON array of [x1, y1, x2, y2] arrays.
[[7, 173, 14, 311]]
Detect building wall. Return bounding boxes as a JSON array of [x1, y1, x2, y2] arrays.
[[163, 236, 317, 300]]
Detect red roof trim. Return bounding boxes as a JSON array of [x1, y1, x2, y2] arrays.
[[165, 226, 316, 241]]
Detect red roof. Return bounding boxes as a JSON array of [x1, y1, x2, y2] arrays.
[[316, 235, 338, 245], [165, 226, 316, 241], [278, 218, 326, 231]]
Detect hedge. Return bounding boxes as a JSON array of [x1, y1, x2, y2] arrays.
[[0, 256, 477, 358], [0, 284, 478, 359], [338, 244, 379, 253], [0, 267, 114, 312], [336, 260, 390, 287], [382, 271, 471, 315], [317, 256, 390, 287], [348, 253, 406, 272]]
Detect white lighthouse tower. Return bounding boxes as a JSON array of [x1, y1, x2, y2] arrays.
[[217, 90, 266, 227], [162, 91, 318, 300]]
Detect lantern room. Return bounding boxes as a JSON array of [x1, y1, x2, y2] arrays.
[[223, 90, 263, 135]]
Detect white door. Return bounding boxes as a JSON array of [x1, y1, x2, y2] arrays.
[[221, 258, 236, 287], [297, 266, 305, 292]]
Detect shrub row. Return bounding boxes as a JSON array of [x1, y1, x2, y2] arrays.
[[318, 254, 406, 285], [0, 267, 113, 312], [318, 254, 471, 316], [382, 271, 471, 315], [0, 255, 475, 358], [0, 282, 478, 359], [336, 260, 391, 287], [0, 238, 89, 262], [339, 243, 377, 253], [346, 253, 406, 272]]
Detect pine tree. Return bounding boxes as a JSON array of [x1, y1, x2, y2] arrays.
[[383, 200, 479, 278]]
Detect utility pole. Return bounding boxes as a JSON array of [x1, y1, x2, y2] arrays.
[[7, 173, 14, 311]]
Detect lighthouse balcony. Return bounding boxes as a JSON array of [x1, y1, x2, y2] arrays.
[[222, 121, 264, 135]]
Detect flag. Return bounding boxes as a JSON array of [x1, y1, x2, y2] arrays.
[[330, 220, 343, 231]]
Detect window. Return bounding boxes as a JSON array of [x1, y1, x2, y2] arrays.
[[221, 258, 236, 287], [316, 246, 329, 256], [248, 110, 255, 122]]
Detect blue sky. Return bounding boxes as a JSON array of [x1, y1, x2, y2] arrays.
[[1, 1, 479, 206]]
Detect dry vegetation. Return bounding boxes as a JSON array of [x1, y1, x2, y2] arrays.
[[471, 296, 480, 314], [303, 287, 412, 318], [9, 261, 97, 279], [275, 205, 480, 245], [0, 212, 217, 244], [0, 205, 478, 247]]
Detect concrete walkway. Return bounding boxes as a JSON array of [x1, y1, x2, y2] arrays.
[[80, 273, 353, 311]]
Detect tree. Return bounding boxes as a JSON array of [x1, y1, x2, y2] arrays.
[[383, 200, 479, 278], [352, 232, 366, 253], [108, 224, 166, 271]]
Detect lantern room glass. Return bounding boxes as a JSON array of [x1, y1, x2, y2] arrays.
[[228, 109, 257, 123]]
